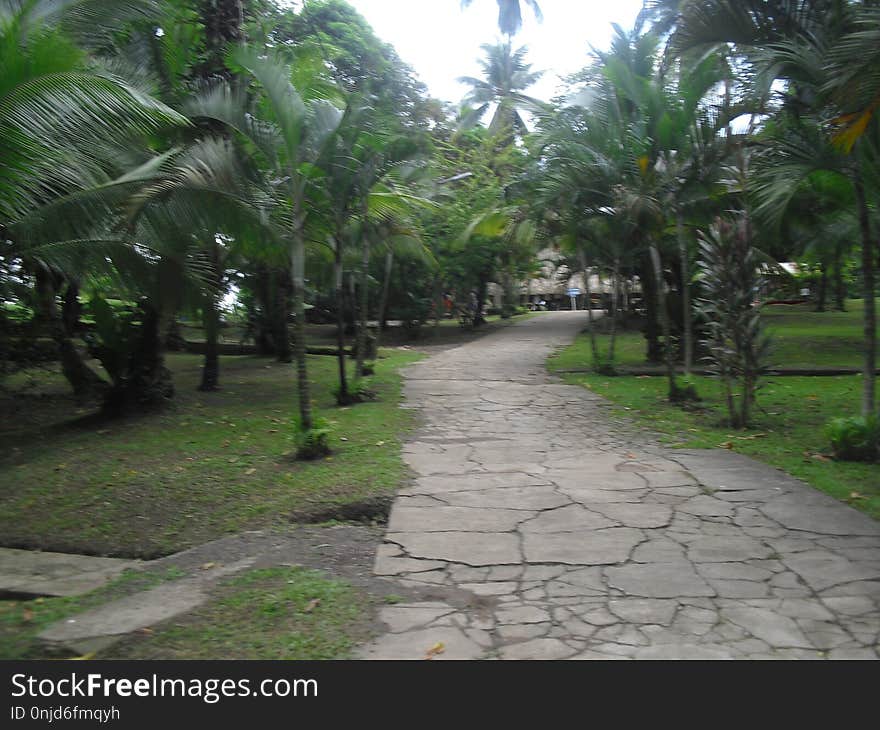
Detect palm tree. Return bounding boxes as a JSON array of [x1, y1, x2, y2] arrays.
[[458, 41, 543, 141], [191, 46, 343, 435], [1, 0, 187, 398], [461, 0, 542, 38]]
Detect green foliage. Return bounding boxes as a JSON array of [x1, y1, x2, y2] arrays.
[[697, 215, 772, 428], [294, 416, 333, 460], [826, 415, 879, 463]]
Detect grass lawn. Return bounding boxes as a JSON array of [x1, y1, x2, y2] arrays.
[[100, 566, 371, 660], [549, 299, 877, 372], [0, 565, 371, 660], [0, 349, 422, 558], [562, 372, 880, 520]]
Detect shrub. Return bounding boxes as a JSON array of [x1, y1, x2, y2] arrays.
[[825, 415, 879, 462], [333, 377, 376, 405], [294, 418, 333, 460]]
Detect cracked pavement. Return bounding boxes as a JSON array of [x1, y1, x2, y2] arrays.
[[357, 311, 880, 660]]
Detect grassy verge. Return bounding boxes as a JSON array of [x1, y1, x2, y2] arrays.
[[549, 300, 877, 372], [0, 349, 422, 557], [562, 371, 879, 519], [0, 566, 371, 660], [100, 566, 370, 660], [0, 567, 184, 660]]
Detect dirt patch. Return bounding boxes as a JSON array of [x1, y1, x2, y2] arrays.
[[289, 495, 394, 526]]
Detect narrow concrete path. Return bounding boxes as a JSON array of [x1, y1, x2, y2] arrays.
[[358, 311, 880, 659], [0, 548, 135, 598]]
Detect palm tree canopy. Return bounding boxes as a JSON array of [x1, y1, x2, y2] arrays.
[[458, 41, 543, 137]]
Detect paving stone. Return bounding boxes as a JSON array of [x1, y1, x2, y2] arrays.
[[687, 536, 773, 563], [606, 562, 715, 598], [499, 638, 577, 660], [379, 603, 457, 633], [358, 626, 485, 660], [588, 503, 673, 529], [608, 599, 677, 625], [522, 528, 642, 565], [520, 504, 616, 532], [385, 531, 520, 567], [721, 606, 814, 649], [388, 505, 525, 533]]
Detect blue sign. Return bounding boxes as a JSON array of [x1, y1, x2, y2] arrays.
[[567, 288, 582, 297]]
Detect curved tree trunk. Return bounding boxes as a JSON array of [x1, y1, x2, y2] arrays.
[[377, 247, 394, 346], [36, 271, 107, 400]]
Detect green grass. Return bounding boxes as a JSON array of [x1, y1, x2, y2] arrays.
[[0, 349, 422, 557], [563, 372, 880, 519], [548, 300, 876, 372], [100, 566, 369, 660], [0, 567, 184, 660]]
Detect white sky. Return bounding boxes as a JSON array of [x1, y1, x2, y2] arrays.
[[344, 0, 646, 105]]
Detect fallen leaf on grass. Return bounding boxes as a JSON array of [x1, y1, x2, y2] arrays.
[[424, 642, 445, 659], [21, 608, 33, 623], [245, 468, 256, 475], [304, 599, 321, 613], [201, 562, 216, 570], [375, 441, 386, 447], [719, 441, 734, 449], [849, 492, 867, 501]]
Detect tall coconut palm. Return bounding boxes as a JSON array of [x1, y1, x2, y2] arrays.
[[461, 0, 542, 38], [457, 41, 543, 141]]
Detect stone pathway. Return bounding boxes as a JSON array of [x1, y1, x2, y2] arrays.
[[358, 311, 880, 659]]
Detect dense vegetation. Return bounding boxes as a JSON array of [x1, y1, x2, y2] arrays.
[[2, 0, 878, 532]]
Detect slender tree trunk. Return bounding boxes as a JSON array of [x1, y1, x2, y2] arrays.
[[291, 215, 313, 431], [274, 268, 292, 363], [816, 262, 828, 312], [677, 211, 693, 376], [377, 248, 394, 343], [333, 237, 348, 405], [833, 243, 846, 312], [475, 274, 489, 326], [579, 250, 600, 367], [608, 259, 620, 368], [199, 242, 221, 391], [649, 242, 680, 400], [355, 223, 370, 378], [641, 253, 662, 363], [853, 165, 876, 417]]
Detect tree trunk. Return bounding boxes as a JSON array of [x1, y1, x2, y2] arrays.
[[102, 301, 173, 416], [816, 262, 828, 312], [833, 244, 847, 311], [274, 267, 292, 363], [355, 224, 370, 378], [36, 271, 107, 400], [649, 243, 680, 401], [377, 247, 394, 343], [579, 250, 600, 367], [199, 242, 222, 391], [475, 274, 489, 326], [677, 211, 693, 376], [608, 259, 620, 368], [333, 238, 348, 404], [291, 218, 313, 431], [640, 254, 662, 363], [853, 165, 876, 417]]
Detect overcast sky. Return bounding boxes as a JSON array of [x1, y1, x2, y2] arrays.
[[344, 0, 646, 105]]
